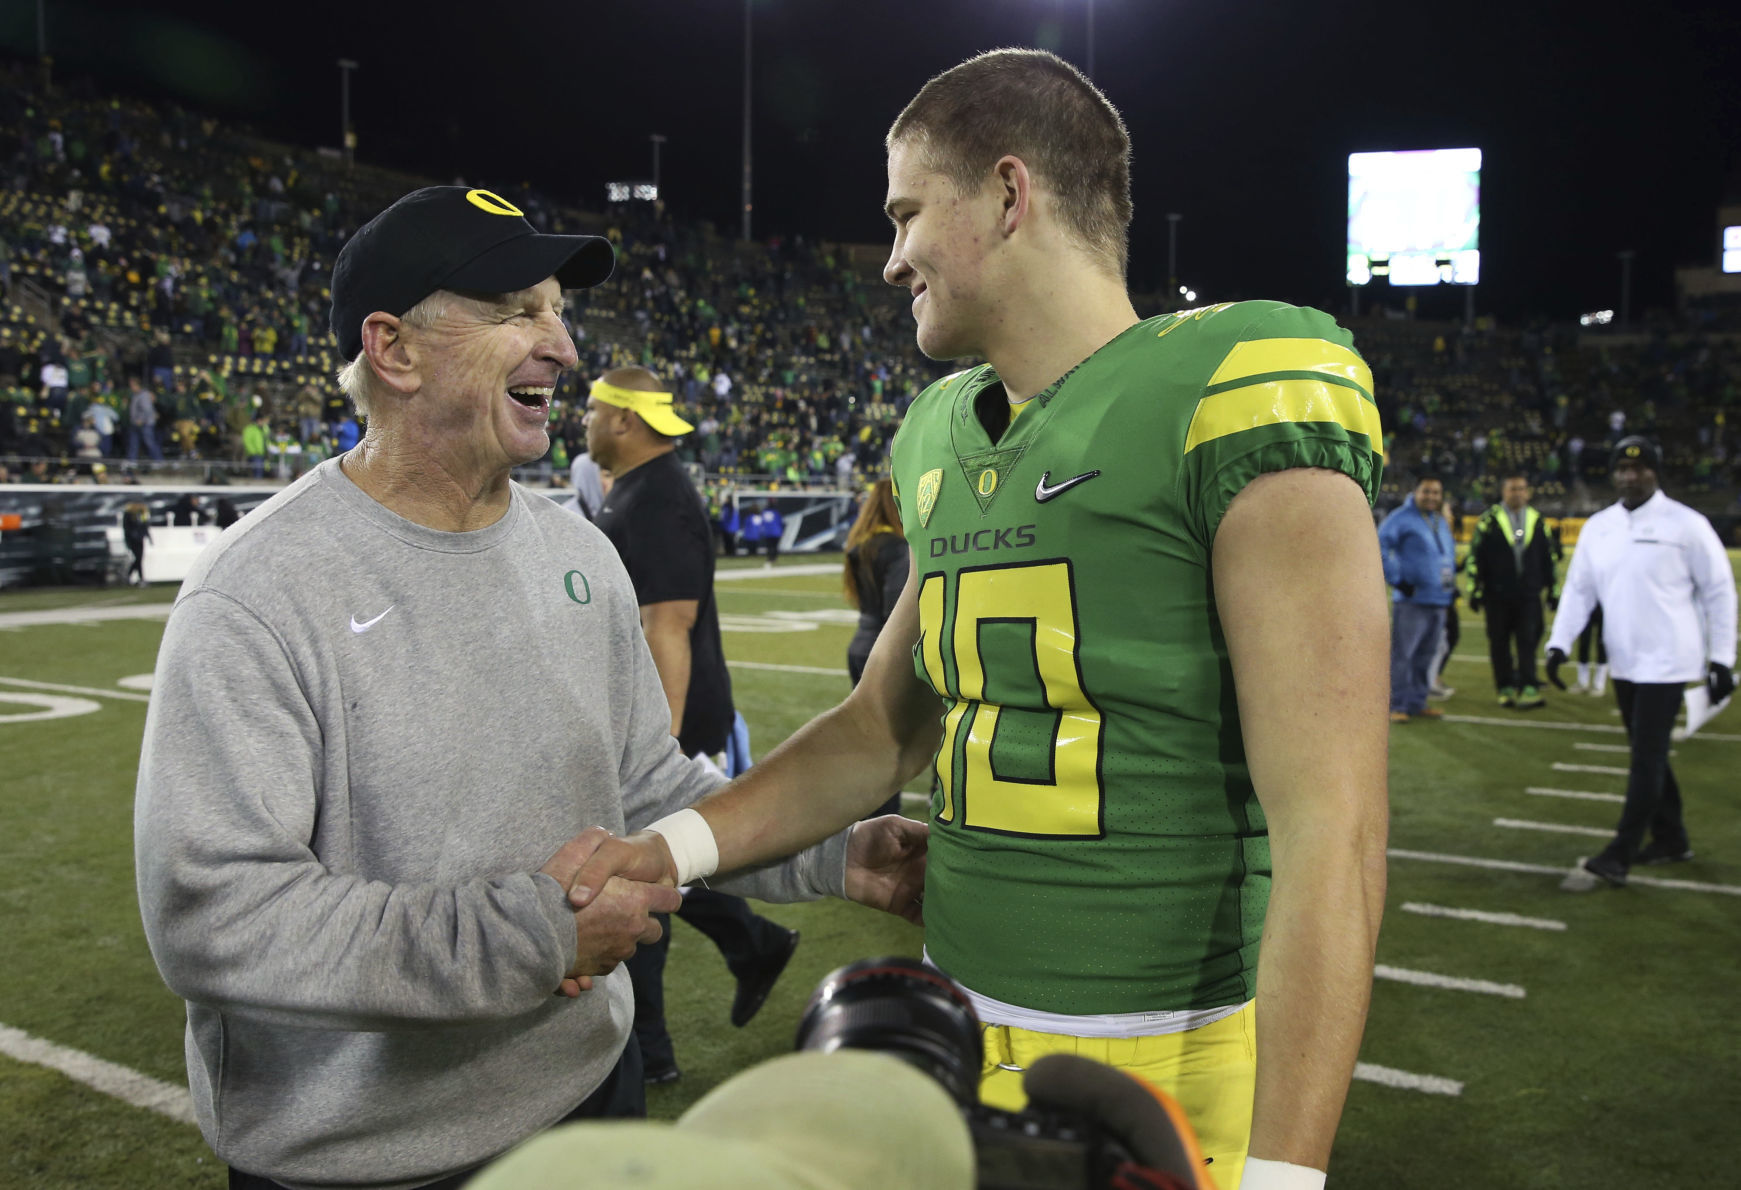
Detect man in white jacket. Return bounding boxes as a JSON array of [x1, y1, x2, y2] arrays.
[[1545, 436, 1737, 890]]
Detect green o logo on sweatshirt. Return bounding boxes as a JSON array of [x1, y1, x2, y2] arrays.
[[564, 571, 592, 605]]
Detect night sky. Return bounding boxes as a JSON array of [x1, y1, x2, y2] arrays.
[[5, 0, 1738, 322]]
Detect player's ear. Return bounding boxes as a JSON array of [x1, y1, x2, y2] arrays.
[[993, 155, 1032, 237]]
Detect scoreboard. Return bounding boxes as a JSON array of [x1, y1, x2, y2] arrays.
[[1348, 148, 1481, 287]]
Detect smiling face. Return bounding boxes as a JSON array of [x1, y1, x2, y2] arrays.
[[882, 139, 1005, 361], [403, 278, 577, 475]]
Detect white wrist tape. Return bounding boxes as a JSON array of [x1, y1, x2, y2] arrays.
[[644, 808, 719, 886], [1240, 1157, 1327, 1190]]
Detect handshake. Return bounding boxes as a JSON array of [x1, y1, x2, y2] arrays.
[[535, 812, 928, 997]]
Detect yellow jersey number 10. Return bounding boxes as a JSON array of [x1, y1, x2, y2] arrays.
[[916, 559, 1105, 838]]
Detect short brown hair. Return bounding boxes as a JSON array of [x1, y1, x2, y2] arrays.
[[887, 48, 1133, 276]]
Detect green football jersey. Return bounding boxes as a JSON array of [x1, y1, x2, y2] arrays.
[[889, 300, 1381, 1016]]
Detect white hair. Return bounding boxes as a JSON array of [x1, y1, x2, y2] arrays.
[[333, 290, 459, 419]]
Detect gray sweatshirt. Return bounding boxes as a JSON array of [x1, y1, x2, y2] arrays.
[[135, 457, 849, 1189]]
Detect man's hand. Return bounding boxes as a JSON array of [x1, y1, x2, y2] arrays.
[[566, 831, 679, 909], [1468, 589, 1483, 613], [844, 814, 929, 925], [1545, 648, 1569, 690], [1546, 593, 1559, 612], [1708, 661, 1735, 703], [561, 875, 681, 996], [540, 827, 679, 996], [1394, 581, 1415, 598]]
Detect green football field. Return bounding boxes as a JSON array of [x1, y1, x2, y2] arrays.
[[2, 555, 1737, 1189]]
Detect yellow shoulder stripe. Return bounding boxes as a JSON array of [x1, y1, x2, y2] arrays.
[[1207, 337, 1373, 397], [1184, 378, 1384, 458]]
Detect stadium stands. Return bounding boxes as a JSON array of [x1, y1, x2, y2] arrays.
[[2, 58, 1739, 524]]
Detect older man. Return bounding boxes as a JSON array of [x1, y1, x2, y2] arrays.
[[135, 187, 924, 1190]]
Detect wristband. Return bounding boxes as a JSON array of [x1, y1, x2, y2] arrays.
[[1240, 1157, 1327, 1190], [644, 808, 719, 885]]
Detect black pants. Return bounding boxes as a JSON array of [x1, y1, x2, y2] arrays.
[[228, 1035, 645, 1190], [1576, 606, 1607, 664], [764, 536, 779, 564], [1603, 680, 1688, 869], [1483, 596, 1544, 689], [626, 887, 790, 1070]]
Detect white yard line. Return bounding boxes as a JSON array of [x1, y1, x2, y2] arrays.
[[1353, 1062, 1465, 1096], [1399, 902, 1567, 931], [1525, 787, 1625, 804], [1553, 762, 1629, 776], [0, 1024, 194, 1125], [727, 660, 848, 677], [715, 563, 839, 580], [1494, 817, 1614, 839], [0, 603, 174, 629], [1572, 742, 1669, 755], [1389, 847, 1741, 895], [0, 675, 152, 703], [1374, 964, 1526, 999], [1440, 714, 1741, 742]]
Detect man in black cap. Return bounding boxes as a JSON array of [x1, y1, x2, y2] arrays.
[[1546, 436, 1737, 891], [135, 187, 927, 1190]]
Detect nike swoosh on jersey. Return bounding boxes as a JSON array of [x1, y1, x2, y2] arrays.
[[350, 606, 394, 634], [1034, 470, 1102, 503]]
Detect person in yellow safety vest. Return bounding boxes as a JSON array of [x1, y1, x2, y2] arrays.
[[1465, 473, 1562, 708]]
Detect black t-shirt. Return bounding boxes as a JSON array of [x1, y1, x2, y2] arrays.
[[594, 452, 734, 756]]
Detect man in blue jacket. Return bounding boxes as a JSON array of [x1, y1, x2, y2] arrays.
[[1379, 476, 1457, 721]]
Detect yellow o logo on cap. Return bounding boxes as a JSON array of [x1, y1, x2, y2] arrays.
[[466, 189, 524, 217]]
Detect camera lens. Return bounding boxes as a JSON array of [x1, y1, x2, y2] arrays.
[[793, 956, 984, 1107]]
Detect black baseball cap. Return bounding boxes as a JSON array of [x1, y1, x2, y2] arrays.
[[1610, 435, 1661, 473], [330, 186, 615, 361]]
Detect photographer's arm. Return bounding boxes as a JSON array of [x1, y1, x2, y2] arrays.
[[1213, 469, 1389, 1176], [570, 547, 941, 904]]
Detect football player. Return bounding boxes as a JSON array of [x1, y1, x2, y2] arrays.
[[570, 48, 1389, 1190]]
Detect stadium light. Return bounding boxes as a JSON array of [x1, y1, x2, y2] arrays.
[[337, 59, 359, 168], [1166, 212, 1182, 309], [741, 0, 753, 241]]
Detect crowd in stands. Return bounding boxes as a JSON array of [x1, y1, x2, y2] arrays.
[[3, 56, 1740, 518]]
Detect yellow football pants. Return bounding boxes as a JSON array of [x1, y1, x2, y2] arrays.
[[978, 1002, 1256, 1190]]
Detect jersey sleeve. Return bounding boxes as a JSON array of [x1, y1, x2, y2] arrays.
[[1177, 303, 1383, 550]]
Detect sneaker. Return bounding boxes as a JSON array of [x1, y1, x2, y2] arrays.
[[1414, 706, 1445, 719], [1498, 687, 1517, 707], [643, 1061, 683, 1086], [1635, 840, 1695, 865], [1560, 854, 1627, 892], [1428, 683, 1455, 700], [1516, 685, 1545, 709], [730, 927, 800, 1027], [1388, 711, 1411, 724]]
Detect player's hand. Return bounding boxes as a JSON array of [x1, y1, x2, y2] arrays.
[[1708, 662, 1735, 703], [1547, 593, 1559, 612], [1468, 589, 1483, 613], [562, 876, 681, 995], [1545, 648, 1569, 691], [565, 830, 679, 908], [845, 815, 928, 925], [1394, 581, 1416, 598]]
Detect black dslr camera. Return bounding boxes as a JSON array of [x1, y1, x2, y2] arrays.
[[795, 957, 1205, 1190]]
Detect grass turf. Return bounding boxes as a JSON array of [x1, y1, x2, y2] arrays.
[[2, 559, 1738, 1188]]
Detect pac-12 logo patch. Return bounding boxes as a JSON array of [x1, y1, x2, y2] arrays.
[[916, 469, 943, 529]]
